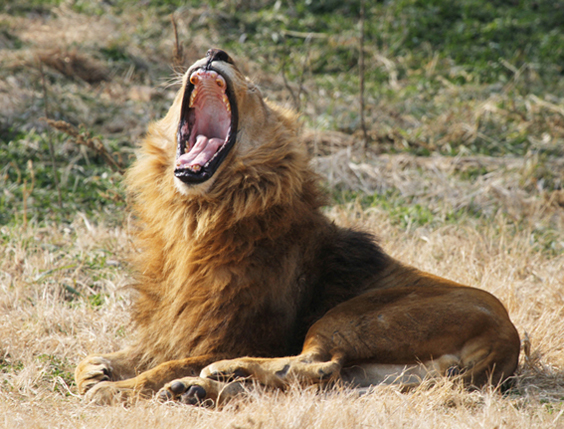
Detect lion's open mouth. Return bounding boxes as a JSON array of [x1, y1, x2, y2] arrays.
[[174, 66, 238, 184]]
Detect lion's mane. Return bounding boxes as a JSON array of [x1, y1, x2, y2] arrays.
[[124, 101, 336, 366]]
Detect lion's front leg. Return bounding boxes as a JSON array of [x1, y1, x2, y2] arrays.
[[200, 354, 343, 389], [75, 348, 139, 395], [81, 355, 219, 405], [155, 355, 336, 407]]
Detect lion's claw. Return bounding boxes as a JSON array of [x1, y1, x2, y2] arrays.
[[200, 359, 253, 382], [158, 388, 172, 401], [206, 368, 249, 382], [75, 356, 113, 394]]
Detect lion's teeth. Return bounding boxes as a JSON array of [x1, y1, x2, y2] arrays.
[[189, 164, 201, 172], [189, 90, 197, 107], [222, 95, 231, 112]]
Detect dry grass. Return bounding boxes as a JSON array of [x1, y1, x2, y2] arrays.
[[2, 155, 564, 427]]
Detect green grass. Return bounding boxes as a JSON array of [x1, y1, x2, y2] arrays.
[[0, 0, 63, 16], [0, 129, 127, 226], [332, 189, 482, 230], [0, 357, 24, 374], [37, 354, 75, 393]]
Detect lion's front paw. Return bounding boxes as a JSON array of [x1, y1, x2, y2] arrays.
[[158, 376, 244, 406], [75, 356, 113, 394], [83, 381, 119, 405], [84, 380, 142, 405]]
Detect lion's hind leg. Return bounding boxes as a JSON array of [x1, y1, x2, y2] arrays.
[[195, 284, 519, 399], [307, 284, 520, 389]]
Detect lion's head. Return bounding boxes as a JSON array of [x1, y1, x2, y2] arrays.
[[129, 49, 316, 232]]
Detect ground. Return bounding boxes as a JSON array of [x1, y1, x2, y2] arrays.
[[1, 1, 564, 428]]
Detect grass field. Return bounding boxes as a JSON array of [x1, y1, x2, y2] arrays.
[[1, 1, 564, 427]]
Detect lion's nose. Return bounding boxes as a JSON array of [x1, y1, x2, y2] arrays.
[[206, 48, 234, 65]]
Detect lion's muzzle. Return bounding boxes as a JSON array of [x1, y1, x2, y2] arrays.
[[174, 52, 239, 184]]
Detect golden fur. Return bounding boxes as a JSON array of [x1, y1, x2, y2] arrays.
[[75, 50, 520, 405]]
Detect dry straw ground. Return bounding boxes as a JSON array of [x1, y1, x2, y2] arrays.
[[2, 153, 564, 428], [2, 3, 564, 429]]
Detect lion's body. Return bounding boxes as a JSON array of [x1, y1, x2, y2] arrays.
[[76, 51, 520, 405]]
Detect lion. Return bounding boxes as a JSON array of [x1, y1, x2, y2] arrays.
[[75, 49, 520, 405]]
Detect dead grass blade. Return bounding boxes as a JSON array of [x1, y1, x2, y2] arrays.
[[39, 61, 63, 209], [22, 160, 35, 228], [43, 119, 125, 175], [170, 14, 185, 73], [359, 0, 369, 151]]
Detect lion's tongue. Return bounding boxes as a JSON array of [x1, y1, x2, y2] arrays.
[[177, 135, 224, 169]]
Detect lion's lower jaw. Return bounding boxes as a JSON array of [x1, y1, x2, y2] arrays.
[[174, 176, 216, 196]]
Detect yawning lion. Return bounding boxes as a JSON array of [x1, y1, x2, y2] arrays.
[[75, 49, 520, 405]]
